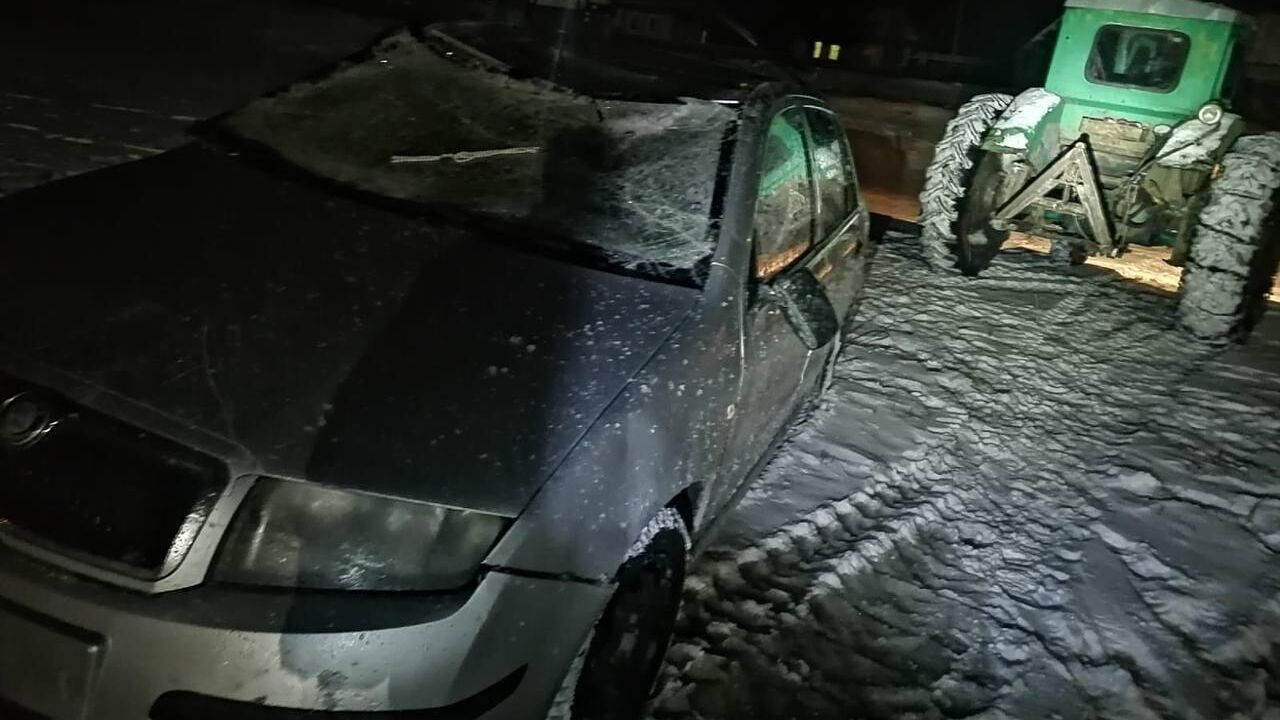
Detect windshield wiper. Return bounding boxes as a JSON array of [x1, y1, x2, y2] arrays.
[[389, 146, 542, 165]]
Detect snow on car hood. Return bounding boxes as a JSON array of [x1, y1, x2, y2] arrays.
[[0, 145, 698, 515]]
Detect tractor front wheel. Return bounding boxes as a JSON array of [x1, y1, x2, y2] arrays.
[[919, 93, 1014, 275], [1178, 133, 1280, 342], [956, 152, 1015, 274]]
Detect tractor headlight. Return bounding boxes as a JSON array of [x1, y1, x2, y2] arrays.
[[1197, 102, 1225, 126], [214, 478, 508, 591]]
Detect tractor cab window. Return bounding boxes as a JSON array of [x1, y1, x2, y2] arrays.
[[1087, 25, 1190, 93]]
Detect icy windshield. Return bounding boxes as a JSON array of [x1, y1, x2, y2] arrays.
[[222, 31, 736, 281]]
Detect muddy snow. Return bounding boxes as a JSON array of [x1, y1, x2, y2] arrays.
[[653, 231, 1280, 720]]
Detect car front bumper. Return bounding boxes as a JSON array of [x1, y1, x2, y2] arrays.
[[0, 549, 610, 720]]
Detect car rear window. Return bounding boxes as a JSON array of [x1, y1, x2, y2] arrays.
[[1086, 25, 1190, 93]]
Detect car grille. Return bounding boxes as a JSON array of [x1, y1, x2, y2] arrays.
[[0, 380, 226, 578]]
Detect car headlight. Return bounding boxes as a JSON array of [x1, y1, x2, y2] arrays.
[[214, 478, 508, 591]]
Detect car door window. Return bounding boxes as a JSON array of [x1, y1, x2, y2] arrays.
[[753, 108, 814, 281], [806, 108, 858, 240]]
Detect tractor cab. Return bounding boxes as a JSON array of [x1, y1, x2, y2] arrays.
[[916, 0, 1280, 342], [1045, 0, 1251, 135], [967, 0, 1257, 258]]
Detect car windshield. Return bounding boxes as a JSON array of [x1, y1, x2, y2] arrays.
[[1086, 25, 1190, 93], [219, 30, 736, 282]]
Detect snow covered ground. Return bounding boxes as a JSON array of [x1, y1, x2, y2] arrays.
[[653, 232, 1280, 720]]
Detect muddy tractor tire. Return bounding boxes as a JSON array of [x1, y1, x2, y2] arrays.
[[1050, 237, 1088, 266], [919, 93, 1015, 275], [1178, 133, 1280, 342]]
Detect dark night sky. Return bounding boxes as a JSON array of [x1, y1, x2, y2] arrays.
[[762, 0, 1060, 51], [341, 0, 1276, 61], [714, 0, 1273, 58]]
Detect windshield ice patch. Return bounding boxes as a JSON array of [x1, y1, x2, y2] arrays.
[[223, 32, 735, 279]]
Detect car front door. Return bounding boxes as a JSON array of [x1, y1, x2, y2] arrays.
[[712, 105, 818, 513]]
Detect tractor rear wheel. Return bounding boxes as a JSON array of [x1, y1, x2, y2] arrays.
[[919, 93, 1014, 275], [1178, 133, 1280, 342]]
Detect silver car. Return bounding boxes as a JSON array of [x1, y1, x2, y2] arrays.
[[0, 22, 871, 720]]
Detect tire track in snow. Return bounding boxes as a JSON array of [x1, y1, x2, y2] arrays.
[[651, 234, 1280, 720]]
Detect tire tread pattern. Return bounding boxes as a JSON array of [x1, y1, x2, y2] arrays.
[[1178, 132, 1280, 341], [918, 93, 1014, 273]]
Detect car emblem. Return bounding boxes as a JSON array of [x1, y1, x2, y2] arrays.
[[0, 394, 59, 449]]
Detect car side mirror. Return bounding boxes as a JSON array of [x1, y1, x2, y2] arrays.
[[769, 268, 839, 350]]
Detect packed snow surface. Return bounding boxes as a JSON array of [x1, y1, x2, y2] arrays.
[[653, 231, 1280, 720], [225, 32, 734, 276]]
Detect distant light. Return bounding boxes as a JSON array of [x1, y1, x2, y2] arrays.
[[812, 41, 841, 62]]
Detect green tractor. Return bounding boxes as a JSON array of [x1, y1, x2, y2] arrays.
[[919, 0, 1280, 341]]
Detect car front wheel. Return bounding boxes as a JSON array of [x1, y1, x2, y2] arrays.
[[546, 509, 689, 720]]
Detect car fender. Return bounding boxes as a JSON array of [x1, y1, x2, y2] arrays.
[[483, 282, 743, 582], [982, 88, 1063, 158]]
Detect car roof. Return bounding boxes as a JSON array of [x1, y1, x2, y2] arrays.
[[1064, 0, 1246, 25], [426, 21, 792, 104]]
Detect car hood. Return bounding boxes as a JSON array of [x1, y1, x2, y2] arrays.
[[0, 145, 699, 515]]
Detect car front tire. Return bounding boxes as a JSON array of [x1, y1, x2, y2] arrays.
[[546, 509, 689, 720]]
